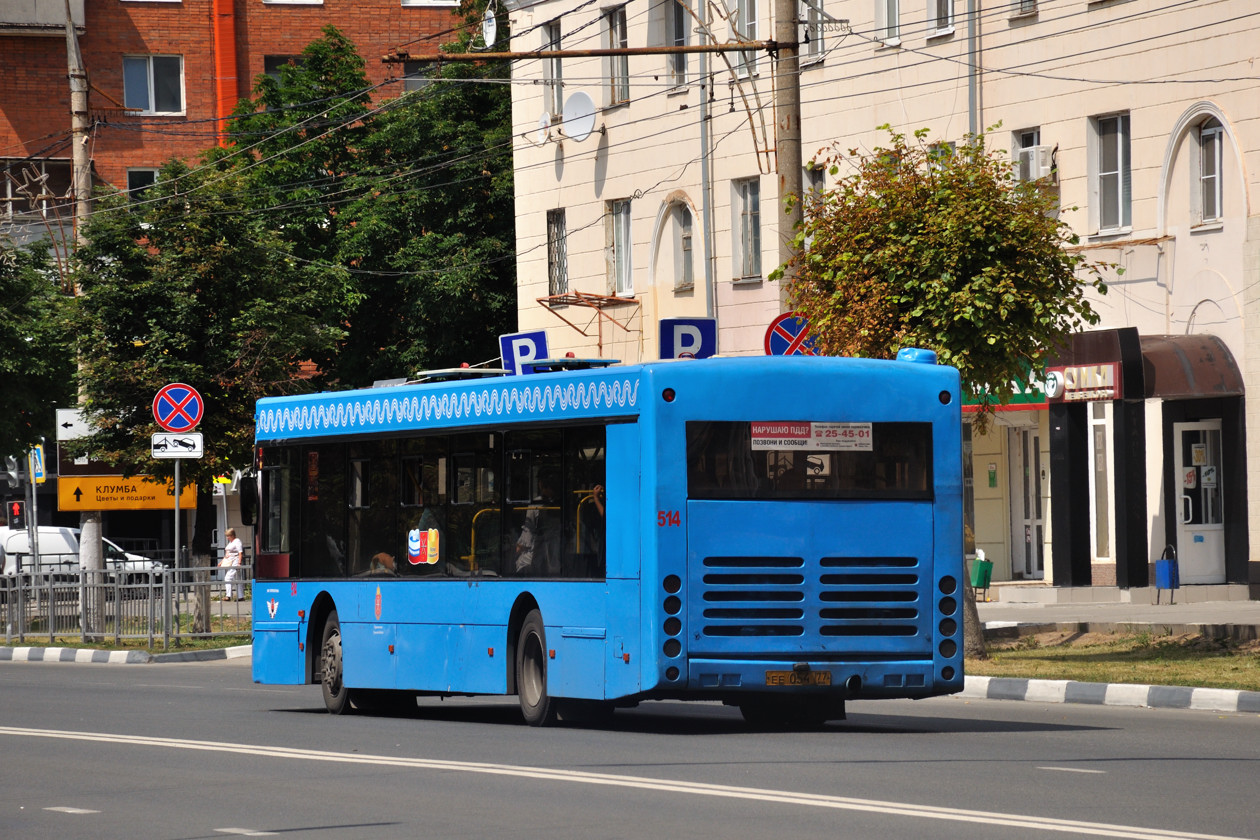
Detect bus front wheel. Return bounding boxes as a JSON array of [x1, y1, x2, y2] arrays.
[[516, 610, 558, 726], [320, 610, 352, 715]]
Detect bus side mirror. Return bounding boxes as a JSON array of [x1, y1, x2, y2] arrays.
[[239, 471, 258, 526]]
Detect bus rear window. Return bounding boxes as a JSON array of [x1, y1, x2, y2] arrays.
[[686, 421, 933, 501]]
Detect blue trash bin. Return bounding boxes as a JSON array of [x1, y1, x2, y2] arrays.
[[1155, 547, 1179, 603]]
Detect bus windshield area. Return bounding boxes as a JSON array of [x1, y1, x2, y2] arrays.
[[686, 420, 932, 501], [257, 424, 607, 580]]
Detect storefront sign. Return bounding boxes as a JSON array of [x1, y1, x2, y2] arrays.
[[1044, 362, 1123, 402], [963, 362, 1053, 412]]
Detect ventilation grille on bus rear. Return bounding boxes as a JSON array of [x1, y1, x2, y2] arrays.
[[699, 556, 921, 638]]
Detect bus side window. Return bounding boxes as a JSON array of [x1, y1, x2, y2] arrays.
[[567, 426, 606, 579], [448, 434, 502, 577], [400, 447, 449, 576], [505, 430, 563, 578]]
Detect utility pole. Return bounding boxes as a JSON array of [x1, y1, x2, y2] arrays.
[[66, 1, 105, 636], [773, 0, 803, 300]]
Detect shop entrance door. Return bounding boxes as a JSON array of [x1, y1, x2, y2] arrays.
[[1009, 427, 1044, 579], [1173, 420, 1226, 584]]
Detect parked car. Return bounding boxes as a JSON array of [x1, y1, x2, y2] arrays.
[[0, 526, 163, 582]]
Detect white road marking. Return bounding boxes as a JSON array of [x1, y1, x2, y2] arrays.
[[1037, 767, 1108, 774], [0, 726, 1246, 840], [215, 829, 277, 837], [44, 806, 101, 814]]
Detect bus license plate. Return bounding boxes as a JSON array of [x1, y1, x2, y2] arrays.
[[765, 670, 832, 687]]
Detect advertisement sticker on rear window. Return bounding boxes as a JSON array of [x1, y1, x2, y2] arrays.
[[750, 422, 873, 451]]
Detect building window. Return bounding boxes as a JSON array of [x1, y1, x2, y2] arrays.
[[1012, 0, 1037, 15], [1012, 128, 1044, 182], [543, 21, 563, 116], [546, 209, 568, 297], [1093, 113, 1131, 232], [927, 141, 955, 172], [264, 55, 304, 80], [127, 169, 159, 201], [929, 0, 953, 34], [875, 0, 899, 45], [673, 203, 694, 291], [124, 55, 184, 114], [608, 199, 633, 296], [402, 61, 433, 93], [734, 0, 757, 76], [803, 163, 825, 230], [1, 158, 72, 219], [1199, 117, 1223, 223], [733, 177, 761, 280], [800, 0, 824, 62], [606, 6, 629, 106], [668, 0, 689, 85]]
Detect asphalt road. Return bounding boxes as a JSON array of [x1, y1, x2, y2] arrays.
[[1, 659, 1257, 840]]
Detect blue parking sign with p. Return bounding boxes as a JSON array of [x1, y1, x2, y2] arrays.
[[660, 318, 716, 359], [499, 330, 549, 375]]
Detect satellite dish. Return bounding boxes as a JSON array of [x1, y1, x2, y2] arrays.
[[533, 111, 551, 146], [561, 91, 596, 142], [482, 4, 497, 48]]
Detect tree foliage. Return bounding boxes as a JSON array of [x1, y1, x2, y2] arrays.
[[333, 32, 517, 384], [779, 126, 1111, 425], [211, 21, 516, 387], [70, 163, 350, 488], [0, 240, 76, 455], [71, 18, 516, 484]]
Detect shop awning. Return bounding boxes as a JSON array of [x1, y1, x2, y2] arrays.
[[1140, 334, 1244, 399]]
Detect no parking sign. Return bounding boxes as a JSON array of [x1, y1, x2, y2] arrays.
[[764, 312, 818, 356], [153, 383, 204, 433]]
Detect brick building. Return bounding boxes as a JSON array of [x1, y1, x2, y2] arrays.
[[1, 0, 458, 236]]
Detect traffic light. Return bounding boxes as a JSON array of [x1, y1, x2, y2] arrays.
[[7, 500, 26, 529], [4, 455, 19, 488]]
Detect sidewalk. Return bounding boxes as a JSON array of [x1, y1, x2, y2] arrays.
[[977, 594, 1260, 641], [966, 591, 1260, 714]]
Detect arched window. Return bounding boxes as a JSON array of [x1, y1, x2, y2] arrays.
[[1198, 117, 1223, 224], [673, 204, 695, 291]]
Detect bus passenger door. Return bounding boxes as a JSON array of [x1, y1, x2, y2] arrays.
[[603, 422, 642, 700]]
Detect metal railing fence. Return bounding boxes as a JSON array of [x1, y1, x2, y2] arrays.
[[1, 564, 253, 650]]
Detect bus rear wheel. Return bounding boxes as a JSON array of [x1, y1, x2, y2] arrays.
[[516, 610, 557, 726], [320, 610, 353, 715]]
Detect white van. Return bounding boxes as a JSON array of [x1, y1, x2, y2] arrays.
[[0, 526, 162, 580]]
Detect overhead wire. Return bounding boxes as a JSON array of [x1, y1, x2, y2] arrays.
[[47, 0, 1256, 285]]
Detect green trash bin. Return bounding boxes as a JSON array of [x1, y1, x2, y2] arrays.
[[969, 554, 993, 600]]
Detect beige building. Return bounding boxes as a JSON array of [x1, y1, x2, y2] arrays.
[[503, 0, 1258, 595]]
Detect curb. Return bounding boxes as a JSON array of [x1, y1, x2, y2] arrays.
[[962, 675, 1260, 714], [0, 645, 252, 665]]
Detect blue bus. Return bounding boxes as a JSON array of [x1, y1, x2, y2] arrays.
[[248, 352, 964, 726]]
